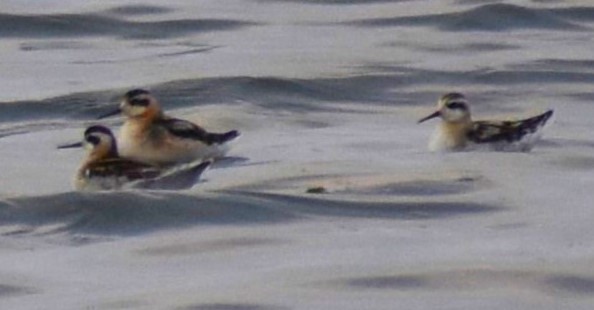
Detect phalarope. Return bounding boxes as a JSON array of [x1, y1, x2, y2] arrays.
[[418, 92, 553, 152], [59, 125, 211, 190], [98, 89, 240, 166]]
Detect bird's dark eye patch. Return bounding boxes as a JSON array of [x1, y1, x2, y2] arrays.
[[130, 98, 150, 106], [446, 102, 467, 110], [86, 135, 101, 145]]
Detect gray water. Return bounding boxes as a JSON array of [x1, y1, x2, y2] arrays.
[[1, 1, 594, 309]]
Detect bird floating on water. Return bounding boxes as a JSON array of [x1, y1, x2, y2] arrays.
[[58, 125, 211, 191], [98, 89, 240, 166], [418, 92, 553, 152]]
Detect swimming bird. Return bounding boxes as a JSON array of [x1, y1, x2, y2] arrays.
[[58, 125, 211, 191], [98, 89, 240, 166], [418, 92, 553, 152]]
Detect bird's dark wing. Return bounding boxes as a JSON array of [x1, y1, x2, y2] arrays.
[[86, 158, 161, 180], [157, 117, 240, 145], [134, 160, 212, 190], [468, 110, 553, 144]]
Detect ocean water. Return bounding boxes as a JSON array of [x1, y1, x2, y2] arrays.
[[1, 1, 594, 309]]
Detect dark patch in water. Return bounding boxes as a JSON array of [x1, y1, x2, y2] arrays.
[[0, 13, 257, 39], [337, 269, 538, 292], [178, 304, 288, 310], [335, 269, 594, 297], [346, 276, 426, 290], [532, 0, 563, 3], [137, 237, 287, 256], [347, 3, 584, 31], [383, 41, 521, 53], [97, 299, 148, 309], [538, 138, 594, 149], [547, 7, 594, 23], [489, 222, 528, 230], [122, 19, 257, 40], [19, 40, 91, 51], [104, 5, 174, 16], [0, 284, 37, 297], [550, 156, 594, 170], [455, 0, 503, 4], [338, 178, 483, 196], [567, 91, 594, 101], [255, 0, 406, 4], [545, 275, 594, 295]]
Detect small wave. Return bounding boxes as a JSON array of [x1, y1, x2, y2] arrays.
[[0, 89, 122, 124], [0, 190, 500, 240], [546, 275, 594, 296], [381, 41, 520, 53], [19, 40, 92, 52], [224, 76, 392, 111], [336, 179, 482, 196], [157, 46, 219, 58], [231, 191, 502, 220], [547, 7, 594, 23], [254, 0, 407, 4], [178, 303, 288, 310], [454, 0, 504, 4], [336, 269, 594, 297], [104, 5, 174, 16], [359, 65, 594, 86], [0, 191, 299, 237], [348, 3, 584, 31], [452, 4, 583, 31], [0, 74, 395, 134], [2, 65, 592, 137], [0, 284, 37, 297], [513, 59, 594, 72], [95, 75, 397, 116], [0, 13, 257, 39], [471, 70, 594, 85]]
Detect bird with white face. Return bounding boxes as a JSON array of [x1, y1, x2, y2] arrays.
[[98, 89, 240, 167], [59, 125, 210, 191], [418, 92, 553, 152]]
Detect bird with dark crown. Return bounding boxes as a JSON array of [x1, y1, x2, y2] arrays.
[[59, 125, 211, 190], [98, 89, 240, 166], [418, 92, 553, 152]]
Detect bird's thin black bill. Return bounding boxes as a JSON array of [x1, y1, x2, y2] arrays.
[[418, 111, 441, 123], [57, 142, 83, 149]]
